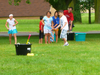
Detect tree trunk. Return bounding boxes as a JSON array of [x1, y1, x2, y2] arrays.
[[95, 0, 100, 23], [89, 8, 91, 24], [89, 1, 91, 24]]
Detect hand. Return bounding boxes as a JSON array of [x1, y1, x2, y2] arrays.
[[13, 24, 16, 27], [70, 26, 72, 30], [7, 28, 10, 30], [55, 28, 57, 30], [61, 27, 63, 30], [41, 30, 43, 32], [52, 27, 54, 30]]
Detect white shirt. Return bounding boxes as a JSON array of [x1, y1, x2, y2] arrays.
[[60, 15, 68, 30], [7, 18, 16, 30]]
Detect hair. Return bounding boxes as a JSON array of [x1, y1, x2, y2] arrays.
[[40, 16, 43, 20], [59, 10, 64, 13], [46, 11, 51, 15], [54, 11, 58, 16], [69, 7, 73, 10]]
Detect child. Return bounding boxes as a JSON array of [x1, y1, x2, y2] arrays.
[[42, 11, 53, 44], [50, 31, 54, 42], [55, 10, 69, 46], [5, 14, 18, 44], [52, 11, 59, 43], [39, 16, 44, 44]]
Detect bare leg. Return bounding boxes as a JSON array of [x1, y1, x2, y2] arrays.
[[55, 30, 58, 43], [13, 34, 17, 44], [48, 33, 51, 44], [39, 39, 41, 44], [62, 38, 67, 44], [9, 34, 12, 44], [45, 34, 48, 44], [41, 38, 43, 44]]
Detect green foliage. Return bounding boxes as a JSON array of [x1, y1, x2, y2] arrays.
[[80, 0, 94, 11], [73, 0, 82, 22], [45, 0, 72, 10], [8, 0, 31, 6]]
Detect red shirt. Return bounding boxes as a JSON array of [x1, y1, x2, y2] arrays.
[[64, 10, 74, 24], [39, 21, 44, 30]]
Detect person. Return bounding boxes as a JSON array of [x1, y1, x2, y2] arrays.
[[5, 14, 18, 44], [42, 11, 53, 44], [64, 7, 74, 31], [39, 16, 44, 44], [52, 11, 59, 43], [55, 10, 69, 46], [50, 30, 54, 43]]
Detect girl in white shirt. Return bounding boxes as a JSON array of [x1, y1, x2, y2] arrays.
[[5, 14, 18, 44]]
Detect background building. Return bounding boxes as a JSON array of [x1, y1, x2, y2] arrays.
[[0, 0, 50, 17]]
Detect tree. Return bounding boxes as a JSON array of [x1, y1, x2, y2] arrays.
[[94, 0, 100, 23], [8, 0, 31, 6], [69, 0, 82, 23], [80, 0, 94, 24], [45, 0, 72, 11]]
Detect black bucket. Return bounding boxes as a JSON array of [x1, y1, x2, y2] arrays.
[[67, 32, 75, 40], [15, 44, 32, 55]]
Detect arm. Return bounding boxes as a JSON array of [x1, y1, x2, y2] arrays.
[[70, 14, 74, 30], [41, 19, 45, 26], [13, 19, 18, 26], [51, 21, 54, 30], [55, 24, 61, 29], [5, 22, 9, 30], [61, 22, 67, 30], [70, 21, 73, 30]]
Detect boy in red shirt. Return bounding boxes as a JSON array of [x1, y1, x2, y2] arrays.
[[64, 7, 74, 31], [39, 16, 44, 44]]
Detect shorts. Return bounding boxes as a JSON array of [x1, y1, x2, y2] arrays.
[[8, 29, 18, 34], [54, 29, 59, 31], [44, 29, 51, 34], [39, 30, 44, 39], [60, 29, 67, 40]]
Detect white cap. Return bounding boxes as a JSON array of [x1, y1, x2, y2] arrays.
[[9, 14, 13, 17]]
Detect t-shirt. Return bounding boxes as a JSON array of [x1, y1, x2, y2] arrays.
[[60, 15, 68, 30], [43, 16, 53, 30], [39, 21, 44, 30], [52, 16, 59, 28], [64, 10, 74, 24], [7, 18, 16, 30]]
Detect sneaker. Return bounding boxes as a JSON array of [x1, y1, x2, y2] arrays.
[[63, 43, 69, 46]]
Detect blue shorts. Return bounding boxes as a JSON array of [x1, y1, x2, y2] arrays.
[[8, 29, 18, 34]]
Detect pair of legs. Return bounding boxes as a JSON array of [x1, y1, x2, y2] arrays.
[[39, 38, 43, 44], [39, 30, 44, 44], [45, 33, 51, 44], [9, 34, 17, 44], [54, 30, 58, 43]]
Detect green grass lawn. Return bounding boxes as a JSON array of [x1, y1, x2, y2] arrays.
[[0, 34, 100, 75], [0, 13, 100, 32], [0, 13, 100, 75]]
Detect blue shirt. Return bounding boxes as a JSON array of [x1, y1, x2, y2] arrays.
[[52, 16, 59, 28], [43, 16, 53, 30]]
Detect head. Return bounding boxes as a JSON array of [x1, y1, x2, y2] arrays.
[[68, 7, 73, 13], [40, 16, 43, 20], [46, 11, 51, 17], [9, 14, 13, 19], [59, 10, 64, 17], [54, 11, 58, 17]]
